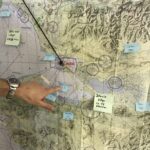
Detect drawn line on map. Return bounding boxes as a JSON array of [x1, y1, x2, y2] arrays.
[[0, 53, 21, 77], [22, 0, 64, 66]]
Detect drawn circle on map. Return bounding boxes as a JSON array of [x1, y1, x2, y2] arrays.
[[108, 76, 122, 89], [84, 146, 96, 150], [20, 12, 29, 23], [98, 55, 112, 70], [81, 100, 100, 119], [17, 8, 24, 18], [48, 21, 58, 33], [86, 63, 99, 76]]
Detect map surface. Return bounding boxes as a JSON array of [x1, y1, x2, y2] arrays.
[[0, 0, 150, 149]]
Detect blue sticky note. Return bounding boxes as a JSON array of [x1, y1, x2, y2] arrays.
[[60, 82, 69, 93], [63, 112, 74, 121], [136, 102, 146, 112], [146, 103, 150, 111], [136, 102, 150, 112], [124, 43, 140, 53], [43, 53, 56, 61], [0, 10, 11, 17], [46, 94, 57, 102]]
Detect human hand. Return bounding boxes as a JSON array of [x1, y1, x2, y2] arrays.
[[15, 81, 60, 111]]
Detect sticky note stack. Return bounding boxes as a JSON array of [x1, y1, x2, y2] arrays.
[[5, 29, 21, 46]]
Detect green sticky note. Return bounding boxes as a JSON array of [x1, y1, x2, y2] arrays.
[[93, 93, 114, 113], [5, 29, 21, 46]]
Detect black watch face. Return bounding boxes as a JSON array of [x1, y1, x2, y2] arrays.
[[9, 78, 20, 84]]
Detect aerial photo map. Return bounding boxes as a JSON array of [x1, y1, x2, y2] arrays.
[[0, 0, 150, 149]]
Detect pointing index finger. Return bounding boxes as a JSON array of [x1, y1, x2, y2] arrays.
[[46, 86, 61, 95]]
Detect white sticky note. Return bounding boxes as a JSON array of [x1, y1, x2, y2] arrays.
[[60, 82, 69, 93], [63, 112, 74, 121], [43, 53, 56, 61], [5, 29, 21, 46], [93, 93, 114, 113], [124, 43, 140, 53], [46, 94, 57, 102], [0, 9, 11, 17]]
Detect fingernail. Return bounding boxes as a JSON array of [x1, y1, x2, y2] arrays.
[[56, 86, 61, 90]]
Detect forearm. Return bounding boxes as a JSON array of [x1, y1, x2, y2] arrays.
[[0, 79, 9, 96]]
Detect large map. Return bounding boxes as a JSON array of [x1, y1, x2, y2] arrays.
[[0, 0, 150, 149]]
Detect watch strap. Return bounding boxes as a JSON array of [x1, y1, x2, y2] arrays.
[[6, 78, 20, 99]]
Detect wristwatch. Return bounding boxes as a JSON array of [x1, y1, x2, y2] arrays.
[[6, 77, 20, 99]]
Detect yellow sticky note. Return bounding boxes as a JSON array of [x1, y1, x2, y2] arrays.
[[5, 29, 21, 46], [93, 93, 114, 113]]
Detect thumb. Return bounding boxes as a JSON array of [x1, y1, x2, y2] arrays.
[[39, 101, 54, 111], [45, 86, 61, 95]]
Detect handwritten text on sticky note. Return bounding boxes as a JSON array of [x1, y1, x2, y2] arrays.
[[5, 29, 20, 46], [124, 43, 140, 53], [93, 93, 114, 113], [63, 112, 74, 121]]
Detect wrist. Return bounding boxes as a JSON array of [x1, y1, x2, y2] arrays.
[[14, 85, 22, 98], [0, 79, 9, 96], [6, 77, 21, 99]]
